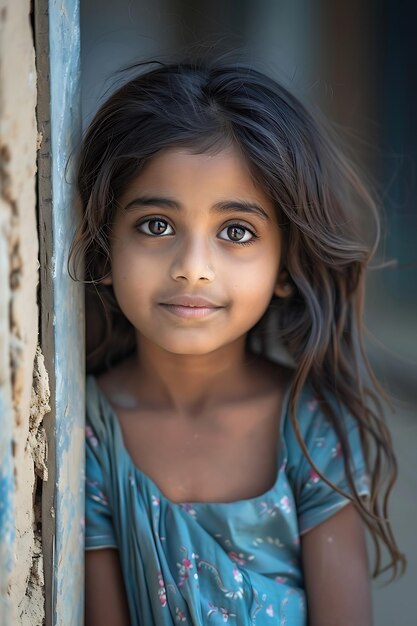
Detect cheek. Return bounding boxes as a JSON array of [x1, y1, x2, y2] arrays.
[[111, 241, 155, 285], [110, 250, 149, 308], [230, 249, 280, 296]]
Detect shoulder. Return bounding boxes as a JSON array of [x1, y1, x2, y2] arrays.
[[86, 358, 138, 461], [283, 382, 369, 530], [282, 381, 367, 489], [85, 374, 116, 453], [283, 382, 359, 454], [87, 354, 138, 409]]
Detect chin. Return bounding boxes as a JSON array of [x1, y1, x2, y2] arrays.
[[160, 341, 220, 356]]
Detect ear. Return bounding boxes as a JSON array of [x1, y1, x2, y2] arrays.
[[274, 269, 294, 299]]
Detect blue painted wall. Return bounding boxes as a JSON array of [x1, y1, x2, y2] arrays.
[[48, 1, 84, 624]]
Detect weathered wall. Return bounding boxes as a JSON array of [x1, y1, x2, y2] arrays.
[[0, 1, 48, 624]]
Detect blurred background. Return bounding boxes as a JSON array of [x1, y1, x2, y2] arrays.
[[80, 1, 417, 623]]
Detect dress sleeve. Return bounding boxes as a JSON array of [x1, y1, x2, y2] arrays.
[[286, 391, 370, 534], [85, 423, 117, 550]]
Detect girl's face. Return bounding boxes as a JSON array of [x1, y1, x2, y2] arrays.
[[105, 146, 288, 357]]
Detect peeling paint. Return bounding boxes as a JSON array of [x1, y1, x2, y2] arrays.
[[29, 348, 50, 481], [16, 348, 51, 626], [0, 1, 46, 625]]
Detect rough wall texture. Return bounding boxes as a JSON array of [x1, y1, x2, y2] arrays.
[[0, 1, 48, 624]]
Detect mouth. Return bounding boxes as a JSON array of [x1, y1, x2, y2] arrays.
[[159, 304, 222, 319], [158, 295, 224, 319]]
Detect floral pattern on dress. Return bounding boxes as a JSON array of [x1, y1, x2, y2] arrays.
[[227, 551, 254, 566], [85, 376, 370, 626], [177, 548, 195, 587], [198, 560, 244, 600], [85, 425, 98, 447], [331, 442, 342, 458], [157, 572, 167, 607], [232, 568, 242, 583], [279, 589, 303, 626], [259, 501, 281, 517], [207, 604, 237, 621], [275, 576, 288, 585], [175, 607, 187, 622], [179, 502, 197, 518], [279, 496, 291, 514], [266, 536, 285, 548], [307, 469, 320, 485], [86, 479, 108, 506]]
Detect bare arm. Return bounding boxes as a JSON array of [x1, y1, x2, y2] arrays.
[[85, 548, 131, 626], [301, 503, 372, 626]]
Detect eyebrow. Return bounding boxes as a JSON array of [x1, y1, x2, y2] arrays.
[[123, 196, 271, 221]]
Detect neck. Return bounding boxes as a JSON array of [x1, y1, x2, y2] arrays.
[[132, 334, 255, 417]]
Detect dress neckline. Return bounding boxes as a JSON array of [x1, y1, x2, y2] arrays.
[[87, 373, 293, 508]]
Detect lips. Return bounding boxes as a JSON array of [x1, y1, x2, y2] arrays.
[[160, 295, 222, 308], [158, 294, 224, 319]]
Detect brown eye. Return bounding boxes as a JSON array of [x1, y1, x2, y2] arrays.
[[137, 218, 174, 236], [227, 226, 245, 241], [218, 224, 256, 244], [149, 219, 168, 234]]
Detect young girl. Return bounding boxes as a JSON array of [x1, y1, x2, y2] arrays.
[[70, 59, 405, 626]]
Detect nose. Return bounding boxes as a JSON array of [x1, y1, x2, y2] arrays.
[[169, 233, 215, 284]]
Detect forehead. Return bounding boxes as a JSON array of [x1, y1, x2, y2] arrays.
[[118, 146, 275, 214]]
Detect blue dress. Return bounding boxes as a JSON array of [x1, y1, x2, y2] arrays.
[[85, 375, 369, 625]]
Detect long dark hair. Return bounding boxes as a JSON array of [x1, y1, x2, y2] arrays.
[[69, 59, 405, 577]]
